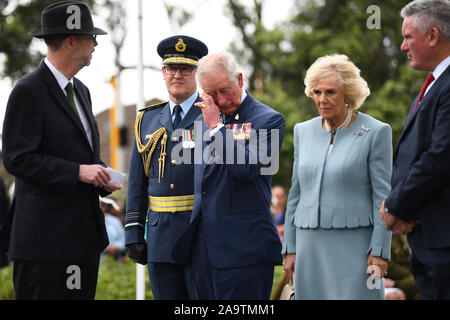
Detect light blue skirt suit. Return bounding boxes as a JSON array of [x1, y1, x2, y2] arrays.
[[282, 112, 392, 300]]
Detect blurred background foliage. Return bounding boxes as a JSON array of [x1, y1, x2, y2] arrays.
[[0, 0, 428, 193], [224, 0, 427, 188]]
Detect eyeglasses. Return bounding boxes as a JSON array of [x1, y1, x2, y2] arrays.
[[72, 35, 97, 43], [164, 66, 194, 76]]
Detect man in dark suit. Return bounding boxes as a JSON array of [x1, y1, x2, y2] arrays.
[[1, 1, 121, 299], [0, 176, 10, 268], [125, 35, 208, 300], [380, 0, 450, 300], [173, 52, 285, 299]]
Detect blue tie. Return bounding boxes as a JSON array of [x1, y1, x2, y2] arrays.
[[173, 104, 182, 129]]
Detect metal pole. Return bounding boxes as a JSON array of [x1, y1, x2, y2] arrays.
[[135, 0, 146, 301]]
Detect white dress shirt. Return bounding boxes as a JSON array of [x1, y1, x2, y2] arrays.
[[44, 57, 93, 150], [425, 55, 450, 96]]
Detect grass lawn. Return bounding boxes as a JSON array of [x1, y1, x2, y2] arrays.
[[0, 256, 286, 300]]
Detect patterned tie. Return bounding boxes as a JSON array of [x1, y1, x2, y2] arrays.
[[65, 82, 79, 116], [413, 73, 435, 112], [173, 104, 182, 129]]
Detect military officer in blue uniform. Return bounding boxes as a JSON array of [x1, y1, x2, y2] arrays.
[[125, 35, 208, 300]]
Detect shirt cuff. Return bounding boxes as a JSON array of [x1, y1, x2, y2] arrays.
[[210, 123, 224, 137]]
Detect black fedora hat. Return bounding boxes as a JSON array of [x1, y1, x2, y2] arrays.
[[31, 1, 107, 38]]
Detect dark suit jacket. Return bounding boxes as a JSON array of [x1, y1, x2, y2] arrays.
[[1, 61, 109, 263], [173, 92, 285, 268], [385, 64, 450, 248], [0, 177, 9, 267]]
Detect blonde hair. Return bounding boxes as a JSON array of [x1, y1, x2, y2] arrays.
[[304, 54, 370, 110]]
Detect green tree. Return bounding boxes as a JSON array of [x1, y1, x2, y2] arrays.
[[226, 0, 427, 189]]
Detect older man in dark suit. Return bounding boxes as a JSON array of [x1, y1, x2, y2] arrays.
[[380, 0, 450, 300], [173, 52, 285, 299], [1, 1, 121, 299], [0, 177, 9, 268]]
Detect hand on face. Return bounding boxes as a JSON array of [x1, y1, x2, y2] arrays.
[[195, 92, 222, 129]]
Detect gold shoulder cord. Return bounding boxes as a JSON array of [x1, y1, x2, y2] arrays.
[[135, 111, 168, 182]]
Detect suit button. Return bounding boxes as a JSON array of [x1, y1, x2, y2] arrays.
[[171, 160, 177, 165], [202, 192, 206, 196], [172, 137, 179, 142], [170, 184, 175, 190]]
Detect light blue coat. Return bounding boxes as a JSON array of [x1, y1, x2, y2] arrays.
[[282, 112, 392, 259]]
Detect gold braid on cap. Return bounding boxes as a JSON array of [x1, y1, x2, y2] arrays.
[[135, 111, 168, 182]]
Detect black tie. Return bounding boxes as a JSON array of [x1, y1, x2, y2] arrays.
[[65, 82, 79, 116], [173, 104, 182, 129]]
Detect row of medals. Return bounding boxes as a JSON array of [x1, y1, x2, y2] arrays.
[[180, 123, 253, 149]]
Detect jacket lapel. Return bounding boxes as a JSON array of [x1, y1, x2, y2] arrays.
[[158, 103, 173, 134], [199, 119, 210, 190], [73, 79, 98, 155], [397, 68, 449, 146], [42, 62, 94, 153], [396, 95, 420, 146], [177, 95, 202, 129]]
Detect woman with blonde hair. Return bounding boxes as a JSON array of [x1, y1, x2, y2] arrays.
[[282, 54, 392, 299]]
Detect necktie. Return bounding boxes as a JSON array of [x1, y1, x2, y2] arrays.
[[173, 104, 182, 129], [413, 73, 435, 112], [65, 82, 79, 116]]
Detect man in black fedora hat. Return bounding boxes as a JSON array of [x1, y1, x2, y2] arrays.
[[1, 1, 121, 299]]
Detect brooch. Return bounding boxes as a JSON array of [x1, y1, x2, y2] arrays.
[[354, 124, 370, 136]]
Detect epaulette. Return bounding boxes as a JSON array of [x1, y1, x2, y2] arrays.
[[138, 101, 168, 112]]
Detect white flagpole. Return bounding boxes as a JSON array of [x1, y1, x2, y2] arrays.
[[136, 0, 146, 301]]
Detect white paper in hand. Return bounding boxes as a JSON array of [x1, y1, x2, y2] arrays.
[[107, 167, 125, 185]]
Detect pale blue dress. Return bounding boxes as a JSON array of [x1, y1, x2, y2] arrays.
[[282, 112, 392, 300]]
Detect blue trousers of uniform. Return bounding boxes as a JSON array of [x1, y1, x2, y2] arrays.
[[192, 217, 274, 300], [410, 242, 450, 300], [148, 262, 198, 300]]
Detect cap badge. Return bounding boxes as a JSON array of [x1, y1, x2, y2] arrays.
[[175, 38, 187, 52]]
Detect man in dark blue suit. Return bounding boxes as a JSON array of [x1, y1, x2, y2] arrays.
[[173, 52, 285, 299], [380, 0, 450, 300]]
